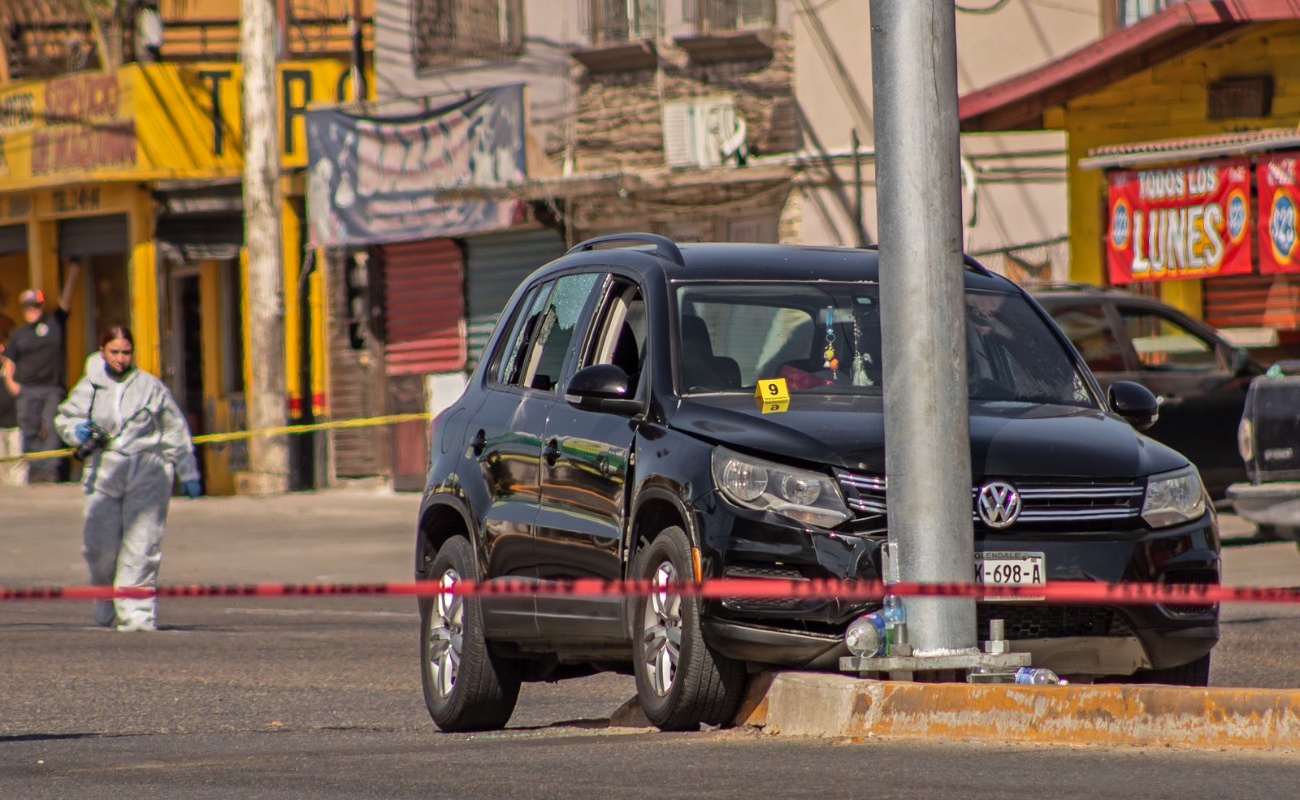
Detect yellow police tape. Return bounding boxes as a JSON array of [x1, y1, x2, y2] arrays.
[[0, 413, 433, 464]]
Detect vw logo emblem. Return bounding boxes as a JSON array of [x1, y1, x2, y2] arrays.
[[977, 481, 1022, 529]]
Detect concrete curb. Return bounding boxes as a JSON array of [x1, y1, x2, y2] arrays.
[[743, 672, 1300, 749]]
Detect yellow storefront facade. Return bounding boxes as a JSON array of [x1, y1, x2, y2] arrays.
[[0, 60, 367, 493], [961, 7, 1300, 361]]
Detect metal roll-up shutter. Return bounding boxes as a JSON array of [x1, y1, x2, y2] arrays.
[[381, 239, 466, 375], [59, 214, 129, 257], [328, 250, 387, 479], [1204, 275, 1300, 332], [155, 215, 243, 261], [464, 228, 566, 370], [0, 224, 26, 255]]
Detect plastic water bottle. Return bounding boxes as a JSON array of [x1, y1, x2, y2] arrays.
[[883, 592, 907, 656], [1014, 667, 1064, 685], [845, 612, 887, 658]]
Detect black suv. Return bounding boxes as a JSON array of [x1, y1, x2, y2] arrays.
[[1031, 284, 1264, 500], [416, 235, 1221, 732]]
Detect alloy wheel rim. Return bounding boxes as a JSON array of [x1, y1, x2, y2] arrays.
[[426, 568, 464, 698], [641, 561, 682, 697]]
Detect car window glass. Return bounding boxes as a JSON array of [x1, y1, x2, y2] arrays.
[[676, 282, 1091, 406], [966, 292, 1092, 405], [519, 273, 600, 392], [1046, 304, 1128, 374], [682, 301, 815, 388], [585, 281, 647, 395], [493, 284, 550, 386], [1121, 309, 1221, 372]]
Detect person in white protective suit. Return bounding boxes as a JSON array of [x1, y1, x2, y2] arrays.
[[54, 325, 202, 632]]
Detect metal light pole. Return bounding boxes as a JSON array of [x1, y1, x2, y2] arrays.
[[870, 0, 977, 655], [242, 0, 289, 494]]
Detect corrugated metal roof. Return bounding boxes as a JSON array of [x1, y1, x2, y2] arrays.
[[959, 0, 1300, 133], [1079, 128, 1300, 170]]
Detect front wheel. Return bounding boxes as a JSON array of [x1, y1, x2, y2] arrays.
[[1126, 652, 1211, 687], [420, 536, 521, 732], [632, 526, 746, 731]]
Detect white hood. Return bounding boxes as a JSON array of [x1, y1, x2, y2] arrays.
[[55, 354, 200, 487]]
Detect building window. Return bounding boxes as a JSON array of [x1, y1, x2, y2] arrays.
[[1117, 0, 1184, 28], [587, 0, 660, 44], [691, 0, 775, 34], [411, 0, 524, 69]]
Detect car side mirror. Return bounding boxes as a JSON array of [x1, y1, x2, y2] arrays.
[[565, 364, 642, 415], [1109, 380, 1159, 431]]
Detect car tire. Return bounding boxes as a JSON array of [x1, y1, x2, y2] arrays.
[[1254, 524, 1295, 542], [632, 525, 746, 731], [420, 536, 521, 732], [1127, 652, 1211, 687]]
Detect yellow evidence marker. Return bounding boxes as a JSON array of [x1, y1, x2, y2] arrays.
[[755, 378, 791, 414]]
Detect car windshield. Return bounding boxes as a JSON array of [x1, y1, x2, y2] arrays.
[[675, 281, 1093, 407]]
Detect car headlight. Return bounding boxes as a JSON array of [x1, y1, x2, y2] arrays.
[[1142, 465, 1206, 528], [711, 447, 852, 529]]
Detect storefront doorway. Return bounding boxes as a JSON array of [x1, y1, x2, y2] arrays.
[[58, 214, 130, 378]]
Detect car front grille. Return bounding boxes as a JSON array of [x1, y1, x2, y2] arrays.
[[835, 470, 1144, 532], [1159, 569, 1219, 616], [720, 565, 810, 610], [976, 604, 1134, 640]]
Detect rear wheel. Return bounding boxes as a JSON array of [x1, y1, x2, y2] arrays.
[[420, 536, 521, 731], [1127, 652, 1211, 687], [632, 526, 746, 731], [1255, 524, 1295, 542]]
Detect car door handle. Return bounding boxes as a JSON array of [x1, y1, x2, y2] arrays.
[[470, 430, 487, 456], [543, 439, 560, 467]]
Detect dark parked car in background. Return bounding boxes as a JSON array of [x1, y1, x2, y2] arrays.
[[1031, 284, 1265, 500], [415, 237, 1221, 734], [1227, 362, 1300, 548]]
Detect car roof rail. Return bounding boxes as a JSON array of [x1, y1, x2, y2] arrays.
[[858, 244, 994, 278], [568, 232, 686, 267]]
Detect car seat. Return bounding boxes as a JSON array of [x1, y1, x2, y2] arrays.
[[680, 315, 742, 391], [611, 321, 642, 394]]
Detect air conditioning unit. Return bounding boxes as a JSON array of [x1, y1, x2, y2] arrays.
[[663, 98, 748, 168]]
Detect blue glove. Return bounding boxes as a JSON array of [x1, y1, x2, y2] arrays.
[[75, 421, 94, 443], [180, 480, 202, 499]]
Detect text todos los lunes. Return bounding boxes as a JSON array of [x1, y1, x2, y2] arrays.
[[1124, 165, 1242, 277]]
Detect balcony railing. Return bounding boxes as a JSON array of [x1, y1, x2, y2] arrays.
[[691, 0, 776, 35], [586, 0, 660, 45], [411, 0, 525, 70], [4, 13, 374, 82]]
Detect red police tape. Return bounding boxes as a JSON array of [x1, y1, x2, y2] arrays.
[[4, 578, 1300, 605]]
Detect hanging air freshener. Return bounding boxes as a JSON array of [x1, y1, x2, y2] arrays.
[[823, 308, 838, 379], [852, 314, 870, 386]]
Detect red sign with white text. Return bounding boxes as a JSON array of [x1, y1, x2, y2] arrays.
[[1107, 160, 1252, 284], [1258, 153, 1300, 274]]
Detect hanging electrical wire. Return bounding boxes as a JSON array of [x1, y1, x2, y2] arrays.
[[956, 0, 1013, 13]]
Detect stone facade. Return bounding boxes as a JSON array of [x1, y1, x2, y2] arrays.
[[571, 32, 797, 242], [576, 32, 796, 173]]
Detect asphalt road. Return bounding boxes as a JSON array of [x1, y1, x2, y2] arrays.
[[3, 484, 1300, 799]]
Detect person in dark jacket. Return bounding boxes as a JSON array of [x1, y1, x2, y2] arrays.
[[6, 260, 80, 482], [0, 337, 23, 485]]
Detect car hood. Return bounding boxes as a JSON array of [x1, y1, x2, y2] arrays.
[[669, 394, 1189, 480]]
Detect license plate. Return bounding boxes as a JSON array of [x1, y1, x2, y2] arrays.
[[975, 551, 1046, 601]]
